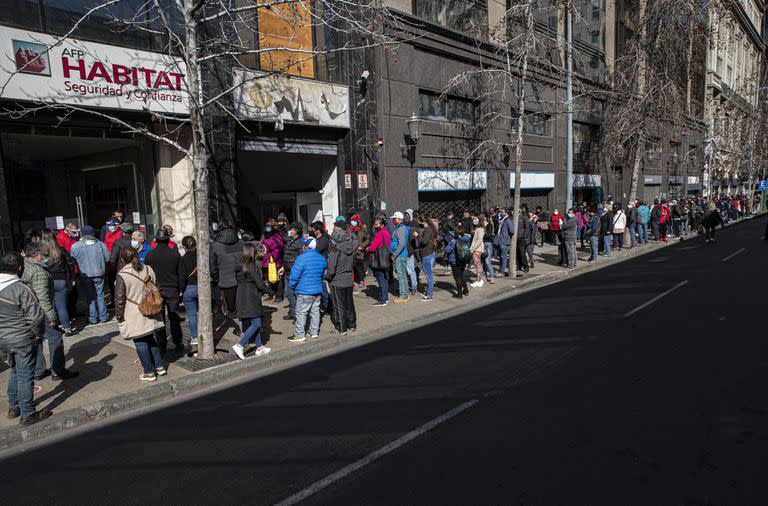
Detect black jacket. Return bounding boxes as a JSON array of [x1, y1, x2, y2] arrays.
[[283, 236, 304, 272], [418, 226, 436, 257], [47, 245, 75, 282], [562, 216, 578, 242], [182, 250, 197, 287], [235, 266, 272, 319], [144, 242, 186, 292], [702, 209, 723, 227], [517, 214, 531, 245], [211, 229, 243, 289], [110, 235, 133, 269], [315, 233, 331, 259], [599, 212, 614, 236]]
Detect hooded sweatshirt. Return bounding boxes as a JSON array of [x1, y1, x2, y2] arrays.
[[0, 273, 46, 352], [211, 228, 244, 289], [327, 230, 355, 287], [70, 235, 110, 278]]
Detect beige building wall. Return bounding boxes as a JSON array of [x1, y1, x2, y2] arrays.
[[154, 127, 195, 247]]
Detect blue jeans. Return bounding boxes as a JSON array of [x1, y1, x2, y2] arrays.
[[35, 316, 65, 377], [52, 278, 71, 330], [373, 269, 389, 303], [394, 256, 409, 298], [239, 317, 263, 348], [320, 280, 330, 313], [682, 218, 689, 235], [295, 294, 321, 337], [602, 235, 611, 256], [134, 331, 163, 374], [421, 253, 436, 298], [406, 255, 418, 291], [499, 243, 510, 275], [638, 223, 648, 243], [82, 276, 108, 323], [612, 232, 624, 249], [285, 284, 296, 317], [7, 341, 38, 417], [182, 284, 198, 342], [483, 241, 495, 280], [589, 236, 599, 261], [629, 223, 637, 248]]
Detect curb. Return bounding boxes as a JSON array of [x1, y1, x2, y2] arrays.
[[2, 212, 764, 451]]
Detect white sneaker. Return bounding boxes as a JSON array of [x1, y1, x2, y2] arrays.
[[232, 344, 246, 360], [255, 346, 271, 357]]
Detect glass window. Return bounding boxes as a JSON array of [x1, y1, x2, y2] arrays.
[[513, 112, 550, 136], [419, 91, 476, 124], [573, 0, 604, 52], [415, 0, 488, 36], [0, 0, 42, 31], [573, 122, 598, 171]]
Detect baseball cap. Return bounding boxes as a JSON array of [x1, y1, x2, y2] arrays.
[[390, 211, 404, 220], [302, 237, 317, 249], [81, 225, 96, 236]]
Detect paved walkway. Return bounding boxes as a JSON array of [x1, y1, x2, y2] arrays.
[[0, 230, 703, 429]]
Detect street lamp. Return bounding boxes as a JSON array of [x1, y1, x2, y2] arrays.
[[402, 113, 423, 165]]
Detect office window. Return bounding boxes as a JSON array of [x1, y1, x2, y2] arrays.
[[512, 112, 551, 136], [415, 0, 488, 35], [419, 91, 476, 124], [0, 0, 42, 31]]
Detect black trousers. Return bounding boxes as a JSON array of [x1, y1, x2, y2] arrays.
[[526, 243, 535, 267], [159, 287, 184, 350], [353, 258, 367, 284], [451, 264, 468, 294], [516, 241, 529, 270], [330, 285, 356, 331]]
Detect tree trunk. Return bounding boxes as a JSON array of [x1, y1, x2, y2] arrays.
[[510, 0, 534, 279], [183, 0, 215, 359], [628, 134, 644, 202]]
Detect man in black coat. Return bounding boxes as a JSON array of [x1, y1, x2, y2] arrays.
[[145, 229, 187, 353], [516, 208, 530, 273], [109, 222, 134, 270], [281, 222, 304, 321], [210, 225, 243, 316]]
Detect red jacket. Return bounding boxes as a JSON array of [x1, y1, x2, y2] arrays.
[[549, 212, 564, 231], [104, 229, 123, 252], [150, 239, 177, 249], [56, 229, 78, 253], [366, 227, 391, 253]]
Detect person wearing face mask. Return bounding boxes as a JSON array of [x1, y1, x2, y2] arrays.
[[71, 226, 111, 327], [21, 241, 75, 382], [550, 208, 565, 266], [261, 220, 284, 302], [130, 231, 153, 264], [40, 229, 75, 336], [56, 223, 80, 254], [110, 223, 134, 270], [281, 223, 304, 320], [348, 213, 370, 294], [0, 252, 51, 426], [562, 209, 578, 269], [102, 219, 123, 309], [100, 210, 124, 242], [469, 215, 486, 288], [366, 217, 391, 306]]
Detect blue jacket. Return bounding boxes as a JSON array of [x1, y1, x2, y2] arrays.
[[137, 242, 152, 264], [288, 249, 327, 295], [445, 233, 471, 265], [390, 223, 410, 259], [496, 217, 514, 246], [70, 236, 110, 277], [638, 205, 650, 225]]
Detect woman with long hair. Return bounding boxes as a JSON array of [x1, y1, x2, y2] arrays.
[[469, 215, 486, 288], [417, 216, 438, 300], [181, 235, 199, 346], [115, 247, 165, 381], [366, 217, 391, 306], [40, 229, 76, 335], [232, 242, 273, 360]]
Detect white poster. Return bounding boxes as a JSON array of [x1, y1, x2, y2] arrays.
[[509, 172, 555, 189], [0, 25, 188, 114], [233, 69, 350, 128], [417, 169, 488, 191]]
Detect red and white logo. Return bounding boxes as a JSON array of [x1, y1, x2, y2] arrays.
[[13, 39, 51, 76]]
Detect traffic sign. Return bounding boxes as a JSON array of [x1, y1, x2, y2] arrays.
[[758, 180, 767, 191]]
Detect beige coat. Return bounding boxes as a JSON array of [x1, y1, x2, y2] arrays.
[[115, 264, 165, 340], [470, 227, 485, 253]]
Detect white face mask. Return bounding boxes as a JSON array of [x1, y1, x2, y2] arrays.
[[472, 218, 479, 226]]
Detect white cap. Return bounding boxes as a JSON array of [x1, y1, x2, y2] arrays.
[[391, 211, 404, 220]]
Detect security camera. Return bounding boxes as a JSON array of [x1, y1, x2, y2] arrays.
[[360, 70, 370, 80]]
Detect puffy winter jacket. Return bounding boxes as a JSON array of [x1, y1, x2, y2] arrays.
[[20, 257, 57, 322], [445, 234, 471, 265], [210, 228, 243, 289], [496, 217, 514, 246], [261, 233, 284, 269], [70, 236, 110, 278], [0, 274, 45, 355], [390, 224, 410, 259], [283, 236, 304, 273], [562, 216, 578, 242], [638, 204, 650, 224], [289, 249, 327, 295], [104, 229, 123, 253]]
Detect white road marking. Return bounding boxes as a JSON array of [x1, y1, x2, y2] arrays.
[[721, 248, 745, 262], [414, 337, 593, 348], [623, 280, 689, 318], [274, 400, 479, 506]]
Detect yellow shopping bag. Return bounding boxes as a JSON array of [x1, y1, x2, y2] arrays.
[[268, 256, 278, 284]]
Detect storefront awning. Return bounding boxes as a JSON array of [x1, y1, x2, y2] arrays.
[[572, 174, 601, 188], [644, 175, 662, 185], [238, 139, 337, 156], [509, 172, 555, 189], [417, 169, 487, 191]]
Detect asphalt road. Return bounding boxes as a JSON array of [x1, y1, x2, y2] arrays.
[[2, 217, 767, 505]]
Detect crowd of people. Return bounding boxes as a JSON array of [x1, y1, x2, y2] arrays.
[[0, 194, 754, 426]]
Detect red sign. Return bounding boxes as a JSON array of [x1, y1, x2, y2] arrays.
[[344, 173, 353, 189], [357, 173, 368, 189]]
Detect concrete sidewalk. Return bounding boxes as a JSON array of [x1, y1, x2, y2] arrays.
[[0, 216, 759, 444]]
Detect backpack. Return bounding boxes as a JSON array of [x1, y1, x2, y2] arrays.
[[456, 239, 470, 262], [124, 271, 163, 317]]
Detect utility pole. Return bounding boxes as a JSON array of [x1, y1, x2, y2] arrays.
[[566, 0, 574, 210]]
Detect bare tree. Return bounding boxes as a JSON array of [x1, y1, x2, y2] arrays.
[[1, 0, 396, 358]]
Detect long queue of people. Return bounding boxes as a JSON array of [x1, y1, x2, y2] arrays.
[[0, 195, 746, 426]]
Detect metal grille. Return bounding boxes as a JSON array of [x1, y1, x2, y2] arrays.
[[514, 189, 552, 212], [418, 190, 483, 218]]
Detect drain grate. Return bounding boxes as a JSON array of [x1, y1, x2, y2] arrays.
[[173, 349, 238, 372]]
